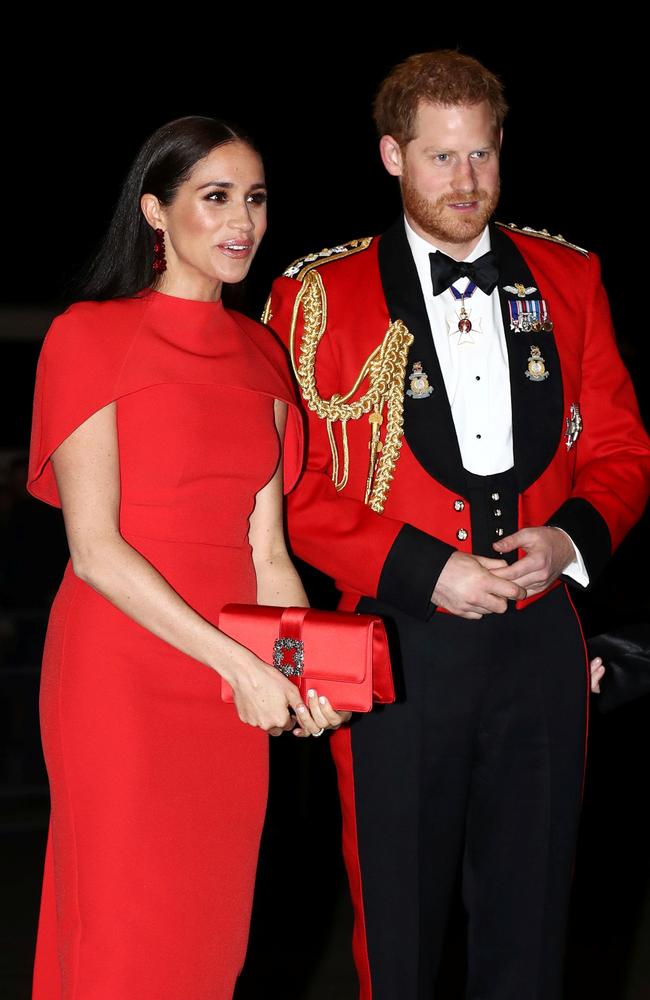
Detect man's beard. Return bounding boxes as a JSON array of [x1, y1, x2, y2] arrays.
[[402, 169, 500, 248]]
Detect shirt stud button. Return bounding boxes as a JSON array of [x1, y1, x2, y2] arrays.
[[495, 527, 504, 537], [491, 492, 500, 501], [454, 499, 465, 511], [494, 508, 502, 517], [457, 528, 468, 541]]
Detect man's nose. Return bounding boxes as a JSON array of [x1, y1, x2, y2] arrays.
[[451, 158, 477, 193]]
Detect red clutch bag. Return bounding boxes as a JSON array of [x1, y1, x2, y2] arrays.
[[219, 604, 395, 713]]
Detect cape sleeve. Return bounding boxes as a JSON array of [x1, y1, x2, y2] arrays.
[[268, 342, 304, 497], [27, 301, 137, 508], [28, 298, 305, 509], [280, 397, 305, 497], [228, 310, 305, 497]]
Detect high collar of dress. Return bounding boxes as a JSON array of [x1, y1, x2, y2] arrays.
[[142, 287, 225, 318]]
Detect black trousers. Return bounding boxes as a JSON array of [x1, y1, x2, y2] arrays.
[[333, 584, 588, 1000]]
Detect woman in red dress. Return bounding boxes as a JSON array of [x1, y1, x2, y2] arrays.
[[27, 116, 349, 1000]]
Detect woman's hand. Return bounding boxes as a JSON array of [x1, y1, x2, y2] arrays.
[[228, 654, 324, 737], [590, 656, 605, 694], [292, 689, 353, 738]]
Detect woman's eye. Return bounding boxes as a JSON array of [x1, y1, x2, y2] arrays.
[[247, 191, 268, 205], [206, 190, 228, 203]]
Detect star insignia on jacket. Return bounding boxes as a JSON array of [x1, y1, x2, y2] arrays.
[[282, 237, 373, 279]]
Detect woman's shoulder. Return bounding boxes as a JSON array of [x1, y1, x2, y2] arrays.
[[227, 307, 291, 367], [45, 294, 150, 337], [41, 294, 150, 367], [226, 307, 301, 417]]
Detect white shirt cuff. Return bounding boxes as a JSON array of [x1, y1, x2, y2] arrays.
[[554, 527, 590, 587]]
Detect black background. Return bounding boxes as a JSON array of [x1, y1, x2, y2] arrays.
[[1, 26, 649, 999]]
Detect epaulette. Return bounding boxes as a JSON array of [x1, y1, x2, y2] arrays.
[[282, 237, 373, 280], [497, 222, 589, 258]]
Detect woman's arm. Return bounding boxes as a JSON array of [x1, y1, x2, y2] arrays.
[[51, 400, 316, 736], [249, 401, 310, 609], [247, 401, 352, 735]]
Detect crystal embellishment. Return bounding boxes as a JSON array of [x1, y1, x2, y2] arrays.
[[273, 638, 305, 678]]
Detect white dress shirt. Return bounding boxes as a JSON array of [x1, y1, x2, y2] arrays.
[[403, 216, 588, 586]]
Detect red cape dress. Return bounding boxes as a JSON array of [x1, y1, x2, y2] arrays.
[[27, 288, 303, 1000]]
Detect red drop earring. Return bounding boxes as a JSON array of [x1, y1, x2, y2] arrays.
[[152, 228, 167, 274]]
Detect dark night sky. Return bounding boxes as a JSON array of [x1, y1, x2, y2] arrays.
[[3, 30, 640, 314], [3, 28, 646, 431], [2, 31, 650, 999]]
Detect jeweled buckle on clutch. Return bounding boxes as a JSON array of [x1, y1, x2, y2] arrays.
[[273, 637, 304, 677]]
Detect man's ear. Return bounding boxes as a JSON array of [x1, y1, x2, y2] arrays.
[[379, 135, 404, 178]]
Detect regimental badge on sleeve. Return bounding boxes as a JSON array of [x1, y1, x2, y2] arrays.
[[565, 403, 583, 450]]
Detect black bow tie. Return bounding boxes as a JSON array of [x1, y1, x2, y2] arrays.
[[429, 249, 500, 297]]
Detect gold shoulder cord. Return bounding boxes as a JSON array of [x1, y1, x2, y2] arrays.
[[289, 268, 413, 514]]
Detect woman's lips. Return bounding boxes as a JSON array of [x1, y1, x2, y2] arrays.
[[217, 241, 254, 258]]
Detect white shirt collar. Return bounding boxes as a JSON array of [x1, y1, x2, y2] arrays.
[[403, 216, 491, 272]]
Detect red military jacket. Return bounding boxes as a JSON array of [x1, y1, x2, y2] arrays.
[[267, 218, 650, 618]]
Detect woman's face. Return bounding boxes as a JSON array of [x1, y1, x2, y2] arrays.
[[147, 140, 267, 299]]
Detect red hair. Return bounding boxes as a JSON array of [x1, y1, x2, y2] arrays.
[[373, 50, 508, 144]]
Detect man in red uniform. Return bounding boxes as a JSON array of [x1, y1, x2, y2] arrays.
[[267, 51, 650, 999]]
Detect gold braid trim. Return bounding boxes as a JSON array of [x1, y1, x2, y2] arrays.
[[284, 237, 373, 280], [261, 293, 273, 325], [497, 221, 589, 257], [290, 269, 413, 514]]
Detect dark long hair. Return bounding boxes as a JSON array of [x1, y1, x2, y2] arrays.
[[72, 116, 258, 301]]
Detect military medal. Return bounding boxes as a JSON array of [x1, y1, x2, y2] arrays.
[[508, 298, 553, 333], [406, 360, 434, 398], [565, 402, 583, 450], [525, 345, 549, 381]]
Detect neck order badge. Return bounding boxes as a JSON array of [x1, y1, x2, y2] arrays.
[[447, 282, 480, 345]]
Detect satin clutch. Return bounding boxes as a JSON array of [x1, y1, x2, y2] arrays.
[[219, 604, 395, 712], [587, 624, 650, 714]]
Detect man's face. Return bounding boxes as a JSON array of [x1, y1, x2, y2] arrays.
[[380, 100, 502, 251]]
